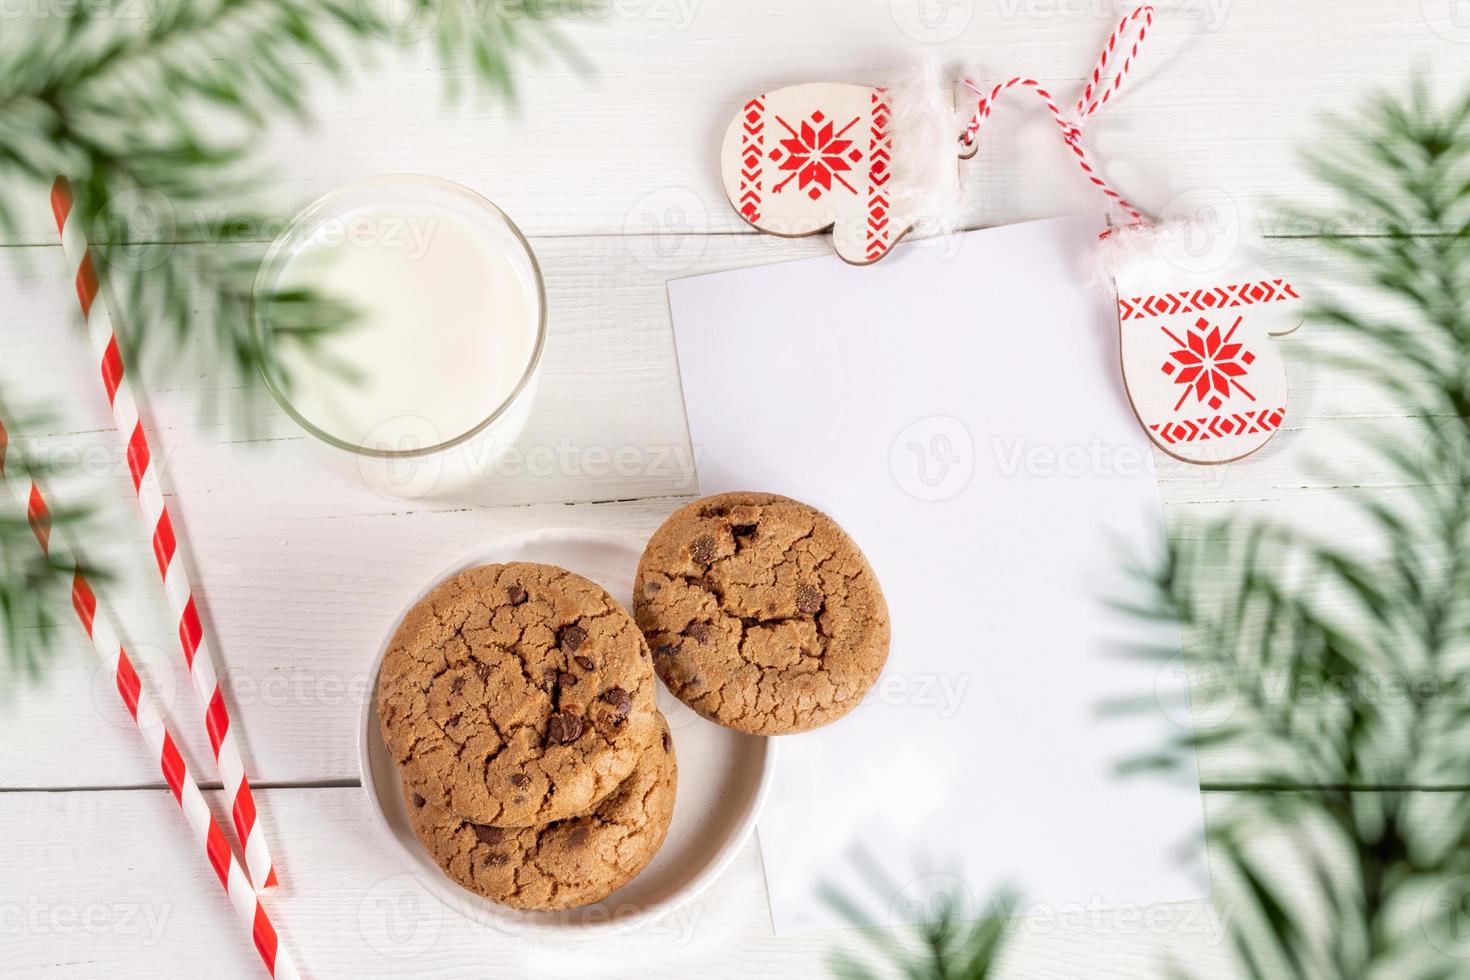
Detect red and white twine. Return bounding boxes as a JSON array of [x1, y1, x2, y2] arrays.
[[0, 422, 300, 980], [49, 177, 276, 891], [962, 5, 1154, 223]]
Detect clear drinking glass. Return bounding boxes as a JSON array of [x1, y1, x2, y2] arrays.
[[251, 175, 547, 495]]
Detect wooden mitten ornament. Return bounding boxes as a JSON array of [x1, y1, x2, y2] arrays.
[[719, 73, 959, 265], [1106, 231, 1302, 464], [717, 11, 1156, 265]]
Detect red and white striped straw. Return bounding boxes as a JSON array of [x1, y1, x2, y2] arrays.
[[49, 177, 276, 890], [0, 419, 301, 980], [961, 5, 1155, 223]]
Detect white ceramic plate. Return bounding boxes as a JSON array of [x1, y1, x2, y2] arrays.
[[358, 527, 776, 937]]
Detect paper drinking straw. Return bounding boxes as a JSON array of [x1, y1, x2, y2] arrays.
[[0, 419, 301, 980], [48, 177, 276, 890]]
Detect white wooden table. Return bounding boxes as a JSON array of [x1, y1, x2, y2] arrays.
[[2, 3, 1464, 976]]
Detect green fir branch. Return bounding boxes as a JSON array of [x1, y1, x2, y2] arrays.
[[822, 872, 1014, 980], [0, 0, 581, 429], [1122, 79, 1470, 979]]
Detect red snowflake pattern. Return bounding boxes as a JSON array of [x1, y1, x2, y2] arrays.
[[769, 109, 862, 200], [1160, 315, 1257, 411]]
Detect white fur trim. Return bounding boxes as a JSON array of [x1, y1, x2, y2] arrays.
[[1091, 218, 1181, 286], [886, 62, 964, 235]]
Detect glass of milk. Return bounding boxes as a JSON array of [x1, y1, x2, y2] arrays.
[[252, 175, 546, 496]]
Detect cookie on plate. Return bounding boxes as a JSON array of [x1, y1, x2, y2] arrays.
[[404, 714, 678, 911], [634, 492, 890, 735], [377, 562, 659, 827]]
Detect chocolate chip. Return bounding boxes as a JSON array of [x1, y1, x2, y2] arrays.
[[476, 662, 490, 682], [687, 623, 710, 644], [689, 534, 717, 564], [450, 676, 466, 695], [447, 712, 462, 728], [661, 731, 671, 752], [559, 625, 587, 652], [732, 523, 757, 537], [567, 827, 590, 849], [558, 671, 578, 688], [411, 793, 426, 809], [484, 853, 510, 867], [507, 584, 527, 605], [796, 584, 823, 615], [654, 642, 678, 659], [473, 825, 504, 845], [574, 655, 595, 671], [509, 774, 531, 788], [547, 711, 584, 745], [644, 579, 663, 595], [544, 667, 561, 689], [602, 687, 632, 717]]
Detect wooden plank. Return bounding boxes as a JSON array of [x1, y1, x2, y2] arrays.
[[0, 232, 1435, 515], [7, 786, 1454, 978], [0, 785, 1288, 979], [0, 228, 1448, 790], [0, 3, 1464, 244], [0, 496, 683, 792]]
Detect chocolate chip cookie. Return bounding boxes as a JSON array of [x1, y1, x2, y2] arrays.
[[404, 714, 678, 911], [634, 492, 890, 735], [377, 562, 659, 827]]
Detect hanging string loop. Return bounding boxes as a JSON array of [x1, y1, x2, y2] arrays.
[[960, 5, 1154, 223]]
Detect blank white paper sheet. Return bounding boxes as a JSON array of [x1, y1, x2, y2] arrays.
[[666, 215, 1209, 934]]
